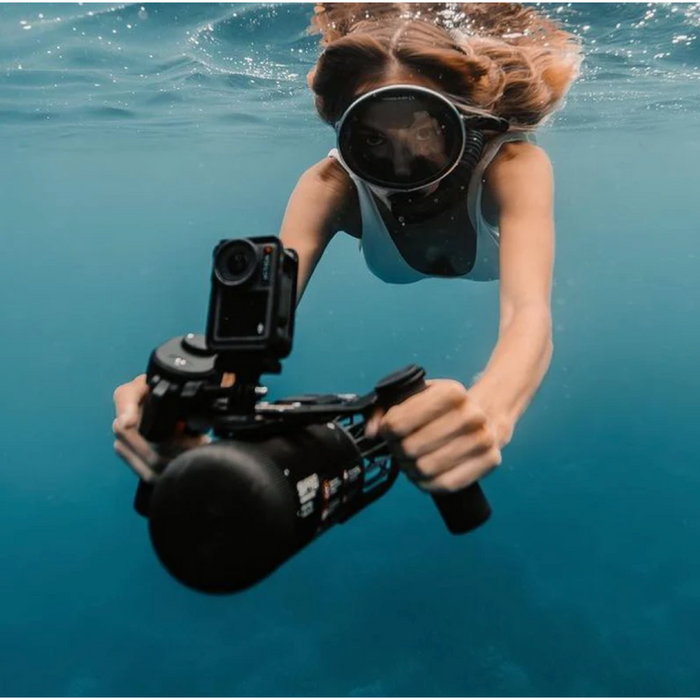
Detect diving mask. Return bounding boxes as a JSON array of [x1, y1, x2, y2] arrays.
[[334, 84, 510, 194]]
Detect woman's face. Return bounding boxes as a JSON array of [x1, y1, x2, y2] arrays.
[[343, 74, 458, 194], [358, 99, 447, 179]]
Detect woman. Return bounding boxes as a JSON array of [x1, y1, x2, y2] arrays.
[[114, 3, 582, 495]]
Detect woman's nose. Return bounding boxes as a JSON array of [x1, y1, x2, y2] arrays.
[[392, 141, 414, 176]]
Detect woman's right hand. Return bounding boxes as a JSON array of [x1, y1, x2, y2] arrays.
[[113, 374, 210, 480]]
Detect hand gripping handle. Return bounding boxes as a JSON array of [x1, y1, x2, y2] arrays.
[[374, 366, 492, 534]]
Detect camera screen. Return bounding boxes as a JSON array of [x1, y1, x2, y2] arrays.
[[214, 287, 269, 340]]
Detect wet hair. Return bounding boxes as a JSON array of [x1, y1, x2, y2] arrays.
[[308, 3, 583, 129]]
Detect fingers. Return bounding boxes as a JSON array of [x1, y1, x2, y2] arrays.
[[113, 421, 162, 470], [113, 374, 212, 481], [399, 407, 486, 460], [396, 422, 495, 480], [397, 415, 500, 492], [113, 374, 159, 473], [364, 406, 386, 439], [414, 424, 497, 477], [417, 447, 502, 493], [113, 422, 211, 479], [378, 379, 469, 440], [113, 410, 212, 481], [113, 374, 148, 430], [114, 438, 160, 482], [113, 420, 156, 460]]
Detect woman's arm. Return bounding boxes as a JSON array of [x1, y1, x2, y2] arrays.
[[279, 157, 359, 303], [468, 142, 555, 445], [341, 142, 556, 493]]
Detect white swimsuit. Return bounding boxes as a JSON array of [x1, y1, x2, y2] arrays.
[[330, 132, 535, 284]]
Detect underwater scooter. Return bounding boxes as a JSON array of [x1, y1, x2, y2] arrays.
[[128, 236, 492, 594]]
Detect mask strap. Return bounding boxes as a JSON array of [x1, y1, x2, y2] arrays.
[[462, 115, 510, 133]]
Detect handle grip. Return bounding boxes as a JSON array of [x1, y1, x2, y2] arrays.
[[374, 366, 491, 534]]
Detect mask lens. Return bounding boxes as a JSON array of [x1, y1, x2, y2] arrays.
[[337, 87, 465, 191]]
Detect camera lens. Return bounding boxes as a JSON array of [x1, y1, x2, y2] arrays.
[[228, 252, 249, 277], [214, 239, 258, 286]]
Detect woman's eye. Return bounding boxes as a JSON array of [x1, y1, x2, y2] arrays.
[[415, 126, 437, 141], [364, 134, 386, 147]]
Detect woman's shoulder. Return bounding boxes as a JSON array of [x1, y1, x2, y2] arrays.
[[482, 138, 554, 216], [490, 138, 552, 174], [486, 139, 553, 193], [302, 154, 350, 189], [297, 156, 362, 238]]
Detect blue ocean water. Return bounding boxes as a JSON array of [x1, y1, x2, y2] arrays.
[[1, 1, 700, 696]]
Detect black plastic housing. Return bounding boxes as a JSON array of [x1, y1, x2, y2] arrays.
[[205, 237, 297, 359]]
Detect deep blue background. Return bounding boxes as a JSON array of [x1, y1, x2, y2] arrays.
[[1, 3, 700, 696]]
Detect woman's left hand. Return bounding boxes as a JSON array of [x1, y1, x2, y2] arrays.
[[364, 379, 510, 493]]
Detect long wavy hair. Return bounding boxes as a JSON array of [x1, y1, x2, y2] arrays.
[[307, 2, 583, 129]]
